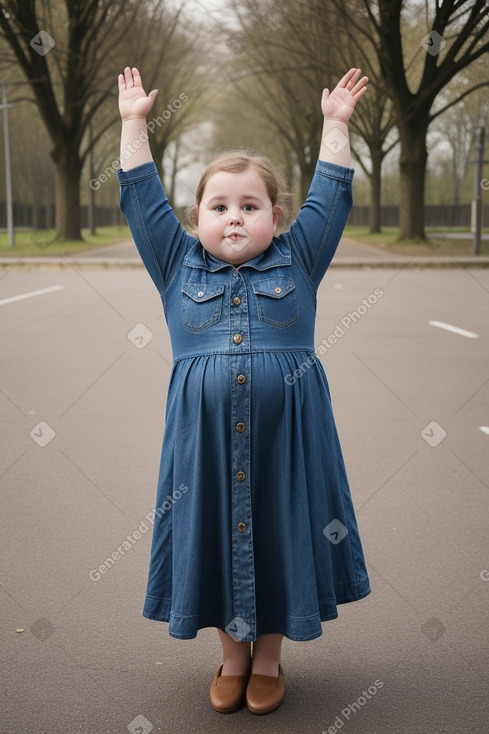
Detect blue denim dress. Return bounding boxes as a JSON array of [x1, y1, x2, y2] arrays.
[[118, 158, 370, 641]]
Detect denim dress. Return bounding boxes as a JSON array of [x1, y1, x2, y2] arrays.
[[117, 158, 370, 642]]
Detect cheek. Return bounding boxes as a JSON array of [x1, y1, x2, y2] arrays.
[[198, 210, 221, 237], [250, 217, 275, 238]]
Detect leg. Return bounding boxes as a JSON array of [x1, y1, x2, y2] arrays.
[[251, 633, 284, 677], [217, 628, 251, 675]]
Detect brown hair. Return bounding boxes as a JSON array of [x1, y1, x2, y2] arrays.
[[186, 148, 293, 232]]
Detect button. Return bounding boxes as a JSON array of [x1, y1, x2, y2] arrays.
[[237, 522, 246, 532], [233, 333, 243, 344], [197, 290, 204, 297], [236, 422, 245, 432], [236, 471, 246, 481], [274, 286, 282, 294], [233, 296, 241, 305], [237, 374, 246, 384]]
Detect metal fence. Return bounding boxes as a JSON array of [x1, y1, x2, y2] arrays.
[[347, 204, 489, 228], [1, 202, 488, 230]]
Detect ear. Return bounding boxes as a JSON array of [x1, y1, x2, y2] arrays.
[[272, 206, 281, 232], [186, 204, 199, 228]]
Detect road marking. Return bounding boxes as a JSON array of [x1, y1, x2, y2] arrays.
[[0, 285, 64, 306], [428, 320, 479, 339], [479, 426, 489, 435]]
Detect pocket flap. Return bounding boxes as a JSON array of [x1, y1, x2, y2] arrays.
[[182, 282, 225, 303], [252, 277, 295, 299]]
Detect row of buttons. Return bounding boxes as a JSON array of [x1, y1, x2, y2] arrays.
[[236, 364, 247, 532]]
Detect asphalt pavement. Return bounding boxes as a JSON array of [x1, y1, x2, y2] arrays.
[[2, 233, 489, 269], [1, 262, 488, 733]]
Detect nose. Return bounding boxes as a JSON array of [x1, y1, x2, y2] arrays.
[[227, 208, 243, 225]]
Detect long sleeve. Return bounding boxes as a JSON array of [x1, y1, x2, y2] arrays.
[[117, 161, 197, 297], [286, 159, 354, 289]]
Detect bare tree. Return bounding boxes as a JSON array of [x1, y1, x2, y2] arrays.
[[0, 0, 188, 240], [231, 0, 399, 232], [309, 0, 398, 233], [229, 0, 341, 201], [332, 0, 489, 240]]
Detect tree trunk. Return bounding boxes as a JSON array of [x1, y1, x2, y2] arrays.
[[398, 120, 428, 241], [369, 148, 382, 234], [51, 147, 83, 240], [169, 139, 181, 210], [300, 159, 317, 203]]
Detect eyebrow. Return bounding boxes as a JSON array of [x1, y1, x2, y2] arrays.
[[205, 194, 264, 205]]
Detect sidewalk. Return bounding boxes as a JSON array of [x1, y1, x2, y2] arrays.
[[1, 235, 489, 268]]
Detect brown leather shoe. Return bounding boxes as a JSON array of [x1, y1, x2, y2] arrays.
[[246, 664, 285, 715], [209, 663, 251, 713]]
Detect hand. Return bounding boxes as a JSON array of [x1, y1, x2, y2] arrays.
[[321, 68, 368, 123], [118, 66, 158, 122]]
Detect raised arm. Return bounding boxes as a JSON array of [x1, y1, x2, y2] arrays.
[[118, 66, 159, 170], [117, 66, 195, 295], [286, 69, 368, 287], [318, 68, 368, 167]]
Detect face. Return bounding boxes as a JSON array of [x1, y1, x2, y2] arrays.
[[197, 168, 280, 266]]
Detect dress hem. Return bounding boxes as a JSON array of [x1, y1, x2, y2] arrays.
[[142, 585, 371, 641]]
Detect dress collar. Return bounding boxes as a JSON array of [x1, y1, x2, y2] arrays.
[[183, 237, 291, 272]]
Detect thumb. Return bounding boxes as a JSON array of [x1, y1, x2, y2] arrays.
[[146, 89, 158, 112], [322, 88, 330, 101]]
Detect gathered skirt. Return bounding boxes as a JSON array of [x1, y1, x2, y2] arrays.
[[143, 350, 370, 641]]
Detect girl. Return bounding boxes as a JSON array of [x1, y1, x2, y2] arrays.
[[117, 66, 370, 716]]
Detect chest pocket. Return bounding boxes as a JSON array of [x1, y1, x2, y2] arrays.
[[252, 277, 298, 328], [181, 282, 225, 332]]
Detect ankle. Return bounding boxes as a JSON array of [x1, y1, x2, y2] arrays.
[[221, 656, 251, 676], [251, 658, 280, 677]]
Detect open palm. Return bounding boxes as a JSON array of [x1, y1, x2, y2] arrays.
[[118, 67, 158, 121], [321, 68, 368, 123]]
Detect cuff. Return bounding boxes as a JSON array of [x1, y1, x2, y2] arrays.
[[117, 160, 159, 185], [315, 158, 355, 183]]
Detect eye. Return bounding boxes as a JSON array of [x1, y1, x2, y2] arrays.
[[243, 204, 256, 212], [213, 204, 226, 213]]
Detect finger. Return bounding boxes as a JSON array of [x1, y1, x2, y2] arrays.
[[117, 73, 125, 93], [132, 67, 142, 87], [352, 84, 368, 102], [124, 66, 134, 87], [337, 68, 360, 88], [346, 68, 362, 90], [351, 75, 369, 96]]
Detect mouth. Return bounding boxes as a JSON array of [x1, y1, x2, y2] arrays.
[[224, 230, 250, 251]]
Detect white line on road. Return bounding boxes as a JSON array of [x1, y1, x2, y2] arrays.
[[479, 426, 489, 435], [0, 285, 65, 306], [428, 320, 479, 339]]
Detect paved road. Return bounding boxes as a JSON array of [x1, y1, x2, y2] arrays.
[[69, 236, 397, 261], [1, 265, 488, 733]]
